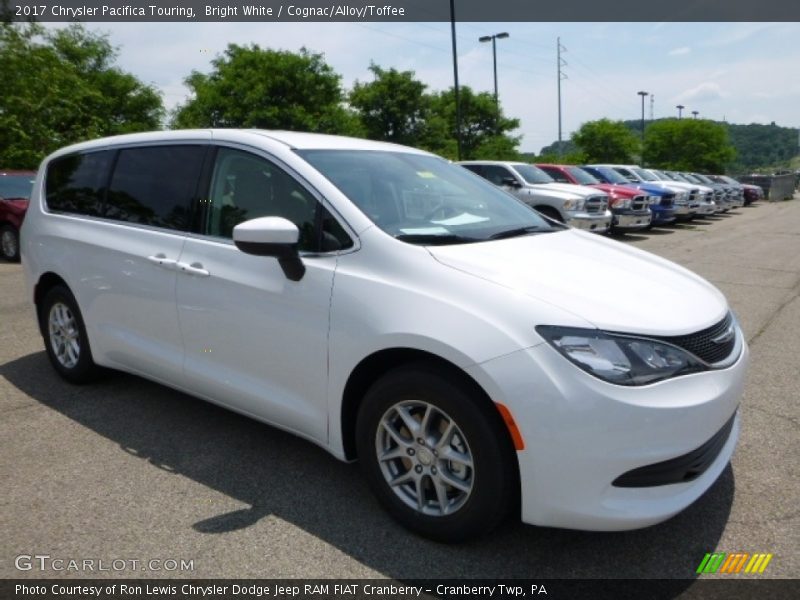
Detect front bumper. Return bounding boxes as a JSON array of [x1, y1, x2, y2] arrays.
[[566, 211, 612, 233], [611, 209, 651, 232], [467, 331, 748, 531], [695, 201, 717, 216], [651, 206, 677, 225]]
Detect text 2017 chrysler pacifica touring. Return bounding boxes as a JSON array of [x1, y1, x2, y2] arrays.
[[22, 130, 748, 542]]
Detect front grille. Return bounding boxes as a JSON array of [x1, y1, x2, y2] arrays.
[[652, 312, 736, 364], [660, 196, 674, 208], [632, 195, 647, 210], [584, 196, 607, 213], [612, 411, 736, 487]]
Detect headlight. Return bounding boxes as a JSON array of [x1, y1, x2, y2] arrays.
[[536, 326, 706, 385], [648, 195, 661, 205], [562, 199, 583, 211]]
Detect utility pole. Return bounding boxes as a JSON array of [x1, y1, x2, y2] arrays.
[[557, 37, 567, 158], [650, 94, 654, 120], [449, 0, 462, 160]]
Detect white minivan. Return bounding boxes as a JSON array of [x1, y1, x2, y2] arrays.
[[22, 130, 748, 542]]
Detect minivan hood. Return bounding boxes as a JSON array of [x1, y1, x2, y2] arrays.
[[428, 230, 727, 336]]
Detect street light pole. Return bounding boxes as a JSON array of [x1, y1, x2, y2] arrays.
[[692, 110, 699, 119], [479, 32, 509, 131], [676, 104, 685, 119], [638, 90, 648, 165]]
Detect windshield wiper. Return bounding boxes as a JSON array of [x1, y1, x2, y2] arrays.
[[488, 226, 554, 240], [394, 233, 479, 245]]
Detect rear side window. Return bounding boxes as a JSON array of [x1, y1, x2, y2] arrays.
[[106, 146, 206, 231], [46, 151, 114, 217]]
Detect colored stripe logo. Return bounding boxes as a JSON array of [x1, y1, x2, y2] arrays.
[[696, 552, 773, 574]]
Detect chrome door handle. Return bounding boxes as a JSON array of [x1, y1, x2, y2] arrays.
[[147, 254, 178, 269], [177, 261, 210, 277]]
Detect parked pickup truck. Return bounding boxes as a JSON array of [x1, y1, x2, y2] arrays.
[[458, 161, 612, 233], [536, 163, 652, 234], [581, 165, 677, 227]]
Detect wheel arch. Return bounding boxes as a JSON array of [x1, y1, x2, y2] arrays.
[[34, 272, 71, 335], [339, 347, 517, 467]]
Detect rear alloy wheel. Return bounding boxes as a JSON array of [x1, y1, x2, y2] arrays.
[[0, 225, 19, 261], [41, 285, 101, 383], [356, 365, 517, 542]]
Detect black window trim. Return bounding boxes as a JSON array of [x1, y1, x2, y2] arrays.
[[188, 141, 360, 257], [44, 141, 211, 236]]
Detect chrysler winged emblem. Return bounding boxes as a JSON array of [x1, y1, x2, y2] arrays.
[[711, 325, 735, 345]]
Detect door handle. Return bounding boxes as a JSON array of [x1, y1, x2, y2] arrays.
[[177, 261, 210, 277], [147, 254, 178, 270]]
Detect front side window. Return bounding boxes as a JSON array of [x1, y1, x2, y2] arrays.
[[481, 165, 518, 186], [205, 148, 351, 252], [298, 150, 559, 245], [106, 146, 206, 230]]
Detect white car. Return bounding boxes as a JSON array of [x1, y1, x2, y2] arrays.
[[22, 130, 748, 542], [458, 160, 612, 233]]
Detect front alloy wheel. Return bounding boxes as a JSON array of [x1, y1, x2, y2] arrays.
[[376, 400, 474, 517], [356, 364, 517, 542]]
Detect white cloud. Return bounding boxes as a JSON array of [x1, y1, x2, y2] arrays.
[[676, 82, 727, 104], [668, 46, 691, 56]]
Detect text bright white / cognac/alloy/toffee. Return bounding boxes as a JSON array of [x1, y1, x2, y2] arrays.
[[21, 130, 747, 542]]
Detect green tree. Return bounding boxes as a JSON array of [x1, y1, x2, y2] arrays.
[[349, 64, 429, 145], [173, 45, 361, 135], [421, 86, 520, 160], [571, 118, 639, 164], [645, 119, 736, 172], [0, 23, 163, 168]]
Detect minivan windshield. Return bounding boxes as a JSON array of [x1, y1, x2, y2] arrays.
[[297, 150, 561, 244]]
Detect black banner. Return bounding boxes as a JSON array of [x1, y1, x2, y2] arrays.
[[4, 0, 800, 23], [3, 579, 800, 600]]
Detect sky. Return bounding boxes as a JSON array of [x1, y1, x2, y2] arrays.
[[45, 20, 800, 154]]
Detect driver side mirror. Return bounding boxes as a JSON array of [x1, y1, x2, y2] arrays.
[[233, 217, 305, 281], [501, 177, 522, 188]]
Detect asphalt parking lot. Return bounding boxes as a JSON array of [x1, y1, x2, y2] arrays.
[[2, 198, 799, 581]]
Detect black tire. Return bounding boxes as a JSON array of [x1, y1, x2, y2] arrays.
[[0, 224, 20, 261], [39, 285, 101, 384], [356, 363, 517, 542]]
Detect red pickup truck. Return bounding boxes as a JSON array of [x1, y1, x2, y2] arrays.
[[0, 170, 36, 261]]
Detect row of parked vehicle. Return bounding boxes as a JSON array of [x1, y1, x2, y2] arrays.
[[1, 162, 765, 262], [457, 161, 764, 235]]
